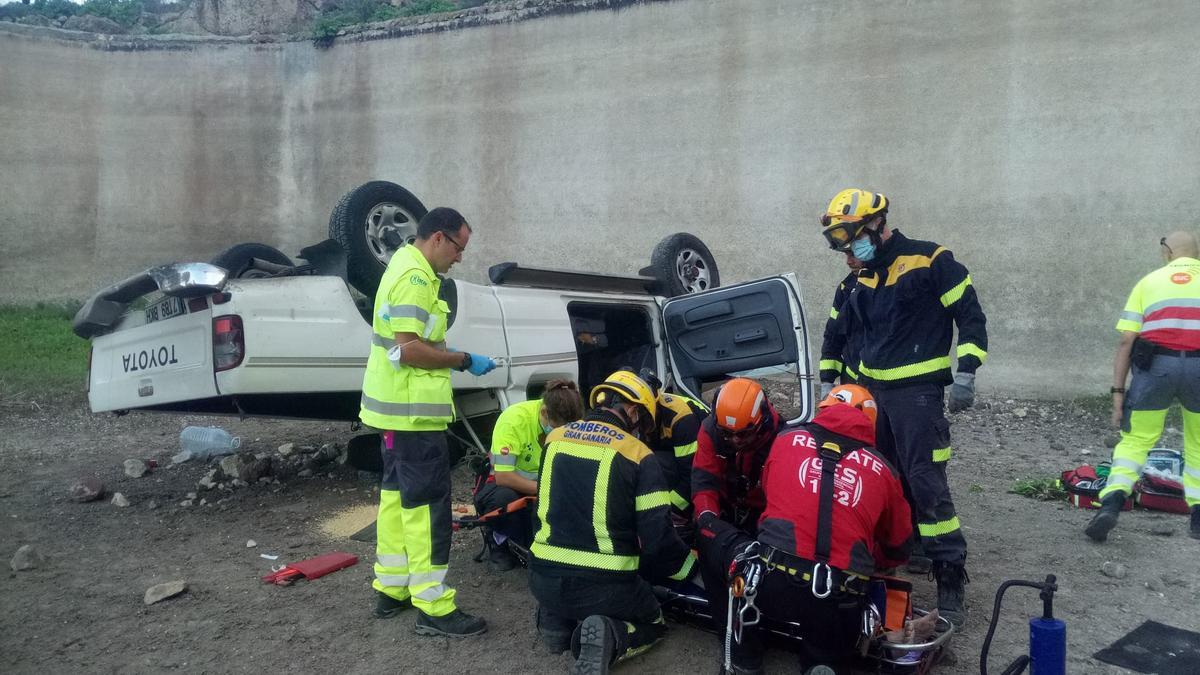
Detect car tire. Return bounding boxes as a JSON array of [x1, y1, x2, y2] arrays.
[[328, 181, 429, 297], [649, 232, 720, 296], [210, 243, 293, 279]]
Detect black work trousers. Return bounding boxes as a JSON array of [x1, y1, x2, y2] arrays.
[[529, 568, 666, 656], [472, 482, 534, 548], [871, 383, 967, 564]]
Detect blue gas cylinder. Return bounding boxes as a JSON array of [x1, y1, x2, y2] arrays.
[[1029, 616, 1066, 675]]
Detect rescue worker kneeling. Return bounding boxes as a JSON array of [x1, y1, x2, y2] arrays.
[[697, 385, 912, 674], [473, 379, 584, 571], [529, 370, 700, 674]]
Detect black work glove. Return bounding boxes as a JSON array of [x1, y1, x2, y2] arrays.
[[947, 372, 976, 413]]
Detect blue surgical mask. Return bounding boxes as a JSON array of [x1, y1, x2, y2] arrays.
[[851, 236, 876, 262], [542, 423, 555, 434]]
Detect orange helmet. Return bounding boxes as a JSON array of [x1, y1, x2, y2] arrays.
[[818, 383, 878, 426], [715, 378, 767, 434]]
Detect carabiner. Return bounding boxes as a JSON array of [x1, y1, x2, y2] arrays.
[[811, 562, 834, 599]]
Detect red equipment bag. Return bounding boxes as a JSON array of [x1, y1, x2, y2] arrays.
[[1060, 465, 1133, 510], [1135, 471, 1190, 515], [262, 551, 358, 586]]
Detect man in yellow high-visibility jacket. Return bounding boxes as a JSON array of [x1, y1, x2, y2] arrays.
[[361, 207, 497, 637], [1088, 231, 1200, 542]]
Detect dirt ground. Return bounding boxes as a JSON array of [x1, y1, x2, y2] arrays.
[[2, 394, 1197, 674]]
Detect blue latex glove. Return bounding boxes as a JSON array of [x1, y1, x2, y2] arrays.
[[948, 372, 976, 412], [464, 352, 497, 376]]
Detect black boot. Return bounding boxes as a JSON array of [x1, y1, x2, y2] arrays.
[[571, 615, 617, 675], [933, 561, 968, 628], [1190, 506, 1200, 541], [1085, 493, 1126, 542], [414, 608, 487, 637], [373, 591, 412, 619], [488, 541, 519, 572]]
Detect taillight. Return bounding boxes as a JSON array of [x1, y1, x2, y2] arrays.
[[213, 315, 245, 372], [86, 347, 93, 392]]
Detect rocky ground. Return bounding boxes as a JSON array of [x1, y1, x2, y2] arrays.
[[1, 394, 1197, 674]]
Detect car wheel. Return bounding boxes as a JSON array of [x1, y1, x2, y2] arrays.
[[210, 243, 293, 279], [328, 181, 429, 297], [649, 233, 720, 296]]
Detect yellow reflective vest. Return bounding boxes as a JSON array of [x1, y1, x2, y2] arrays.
[[359, 245, 455, 431]]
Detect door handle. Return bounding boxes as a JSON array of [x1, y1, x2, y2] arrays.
[[733, 328, 766, 344]]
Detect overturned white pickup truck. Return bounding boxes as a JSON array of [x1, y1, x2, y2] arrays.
[[74, 182, 816, 449]]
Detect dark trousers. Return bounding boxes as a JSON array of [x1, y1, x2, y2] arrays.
[[529, 569, 666, 655], [472, 482, 534, 548], [871, 384, 967, 564], [755, 570, 867, 669], [697, 523, 867, 670]]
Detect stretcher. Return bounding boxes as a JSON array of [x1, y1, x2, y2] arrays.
[[654, 574, 954, 674], [453, 495, 535, 566]]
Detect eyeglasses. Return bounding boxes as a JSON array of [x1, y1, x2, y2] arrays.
[[1161, 237, 1173, 257], [443, 231, 467, 254], [717, 424, 760, 443]]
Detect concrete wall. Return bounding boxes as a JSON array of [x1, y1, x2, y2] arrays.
[[2, 0, 1198, 396]]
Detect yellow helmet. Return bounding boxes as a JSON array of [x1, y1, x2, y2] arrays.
[[589, 370, 658, 421], [820, 188, 888, 252]]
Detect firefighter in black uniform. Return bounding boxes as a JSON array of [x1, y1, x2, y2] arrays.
[[819, 261, 865, 398], [636, 368, 709, 533], [819, 188, 988, 627], [529, 370, 699, 674]]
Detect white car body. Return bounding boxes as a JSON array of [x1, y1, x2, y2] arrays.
[[77, 257, 817, 439]]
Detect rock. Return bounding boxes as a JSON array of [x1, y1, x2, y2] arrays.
[[1101, 561, 1128, 579], [1080, 449, 1092, 456], [185, 492, 197, 500], [232, 479, 248, 488], [1146, 577, 1166, 593], [145, 500, 160, 510], [1149, 523, 1175, 537], [63, 14, 126, 34], [298, 468, 314, 478], [277, 442, 296, 457], [198, 470, 219, 491], [111, 493, 130, 508], [143, 580, 187, 605], [1013, 407, 1028, 418], [10, 544, 43, 571], [179, 499, 194, 507], [123, 459, 150, 478], [17, 14, 52, 27], [1049, 442, 1066, 452], [218, 454, 248, 481], [246, 539, 257, 548], [69, 477, 105, 503]]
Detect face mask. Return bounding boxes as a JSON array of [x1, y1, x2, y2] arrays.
[[851, 235, 876, 262], [542, 423, 555, 434]]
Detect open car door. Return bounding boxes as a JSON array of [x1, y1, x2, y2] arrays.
[[661, 274, 814, 423]]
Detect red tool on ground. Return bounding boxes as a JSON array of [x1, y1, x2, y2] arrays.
[[261, 551, 359, 586]]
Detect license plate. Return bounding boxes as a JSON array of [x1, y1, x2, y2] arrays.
[[145, 296, 186, 324]]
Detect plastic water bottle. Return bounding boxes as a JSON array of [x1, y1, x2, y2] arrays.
[[174, 426, 241, 463]]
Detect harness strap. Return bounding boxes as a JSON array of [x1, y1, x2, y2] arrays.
[[814, 441, 844, 564]]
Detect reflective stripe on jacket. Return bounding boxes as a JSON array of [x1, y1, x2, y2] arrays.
[[360, 245, 455, 431], [531, 411, 695, 581], [1117, 256, 1200, 350], [850, 231, 988, 388]]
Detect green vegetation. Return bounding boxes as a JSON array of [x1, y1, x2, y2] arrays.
[[1009, 476, 1068, 502], [0, 304, 89, 401], [0, 0, 155, 29], [311, 0, 479, 42]]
